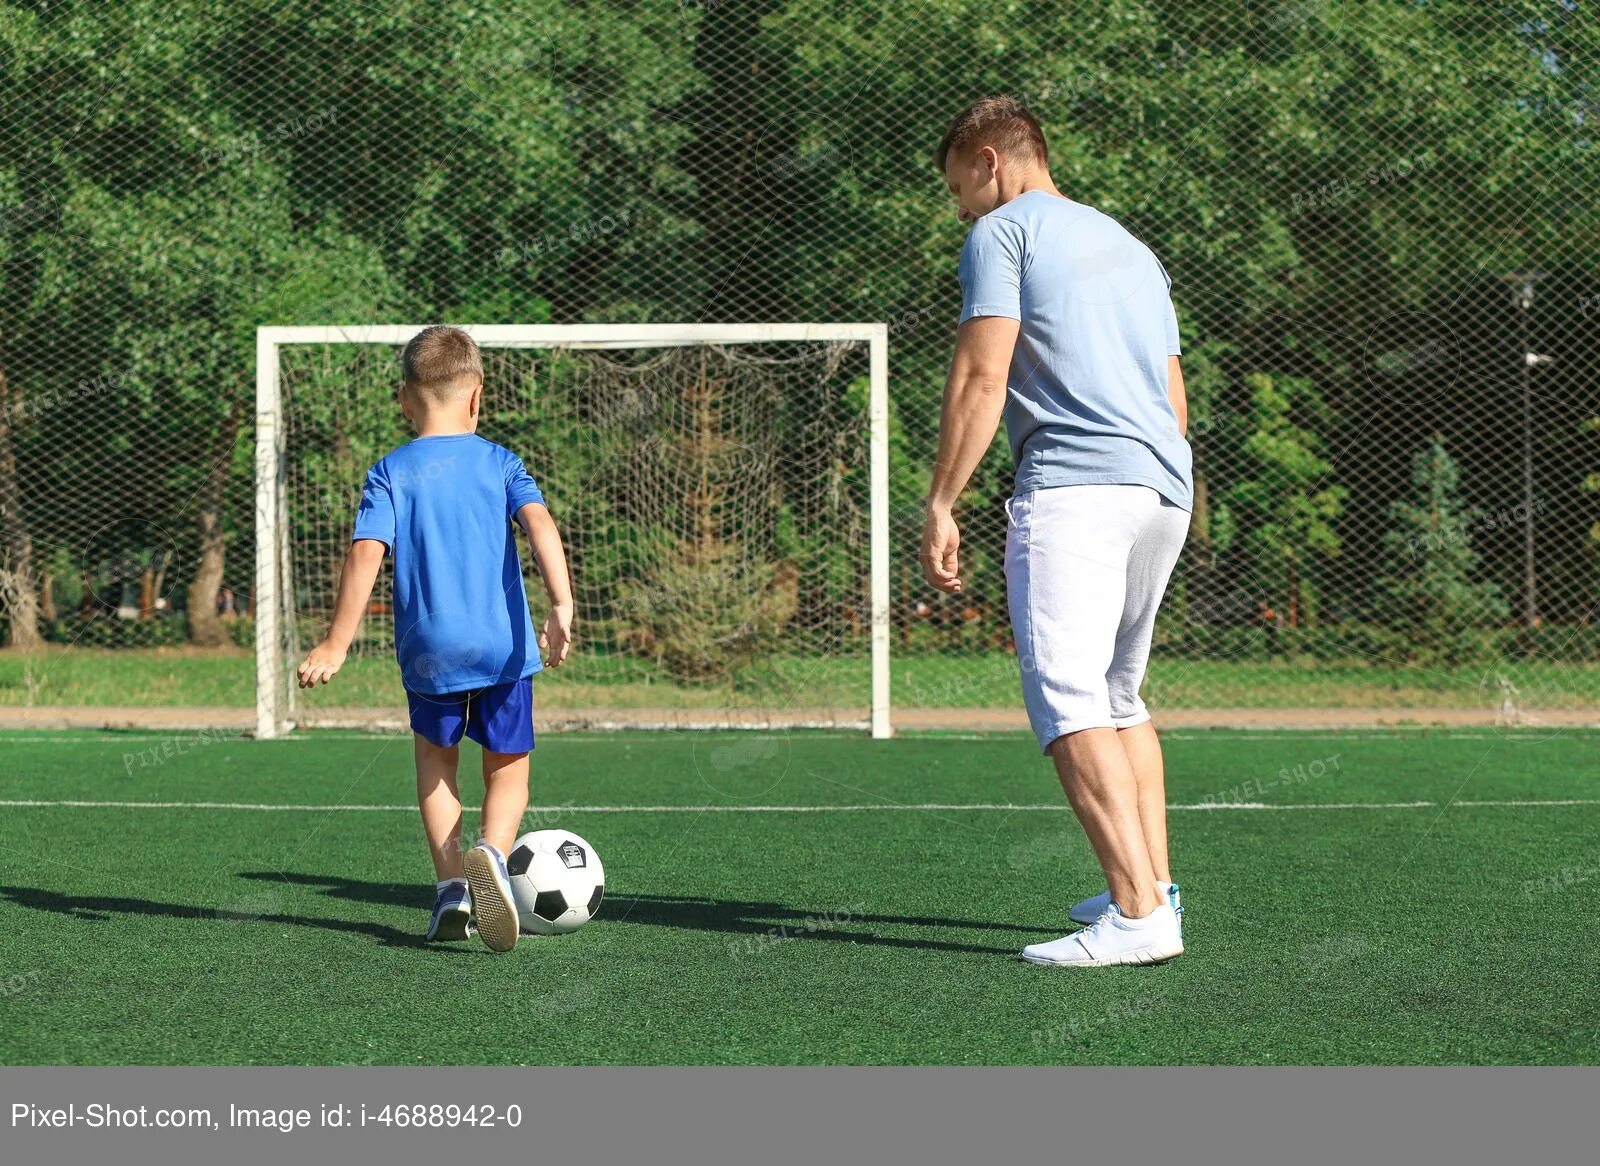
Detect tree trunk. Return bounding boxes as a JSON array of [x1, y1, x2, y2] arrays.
[[186, 402, 241, 647], [1286, 557, 1301, 630], [0, 361, 41, 648], [1189, 457, 1212, 556]]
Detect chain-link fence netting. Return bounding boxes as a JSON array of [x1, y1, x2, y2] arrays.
[[1, 1, 1597, 725]]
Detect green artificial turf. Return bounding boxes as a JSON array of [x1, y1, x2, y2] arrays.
[[1, 727, 1597, 1064]]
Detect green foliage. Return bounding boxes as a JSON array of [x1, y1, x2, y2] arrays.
[[615, 537, 797, 682], [1377, 438, 1509, 666], [46, 615, 189, 649], [3, 1, 1598, 668], [226, 615, 254, 650], [1581, 415, 1600, 607], [1225, 373, 1345, 625], [606, 359, 802, 682]]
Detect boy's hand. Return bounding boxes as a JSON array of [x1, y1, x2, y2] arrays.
[[539, 603, 574, 668], [297, 641, 348, 688]]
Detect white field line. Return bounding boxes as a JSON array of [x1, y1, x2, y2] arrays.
[[0, 730, 1594, 745], [1, 798, 1598, 813]]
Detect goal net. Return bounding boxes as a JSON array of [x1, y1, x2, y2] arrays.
[[256, 324, 890, 739]]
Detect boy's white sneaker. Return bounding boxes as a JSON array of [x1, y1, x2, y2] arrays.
[[1022, 902, 1184, 967], [463, 842, 519, 953], [425, 879, 473, 942], [1071, 881, 1182, 933]]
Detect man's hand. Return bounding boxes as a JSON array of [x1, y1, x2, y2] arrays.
[[540, 602, 574, 668], [920, 504, 963, 594], [297, 641, 348, 688]]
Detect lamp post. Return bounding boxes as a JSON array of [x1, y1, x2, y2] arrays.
[[1502, 271, 1553, 629]]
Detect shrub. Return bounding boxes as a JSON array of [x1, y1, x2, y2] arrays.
[[45, 614, 189, 648]]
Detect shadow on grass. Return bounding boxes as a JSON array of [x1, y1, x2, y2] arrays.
[[240, 873, 1053, 957], [0, 883, 460, 952], [0, 873, 1056, 958]]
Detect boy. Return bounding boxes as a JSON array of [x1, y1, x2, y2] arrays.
[[296, 325, 573, 954]]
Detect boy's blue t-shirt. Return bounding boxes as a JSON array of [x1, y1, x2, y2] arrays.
[[351, 434, 545, 695], [959, 190, 1193, 509]]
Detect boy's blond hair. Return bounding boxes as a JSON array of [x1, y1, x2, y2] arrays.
[[402, 325, 482, 401]]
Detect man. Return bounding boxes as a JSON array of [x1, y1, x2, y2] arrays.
[[921, 96, 1191, 967]]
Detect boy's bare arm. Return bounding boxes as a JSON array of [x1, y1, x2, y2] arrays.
[[297, 539, 387, 687], [516, 502, 574, 667]]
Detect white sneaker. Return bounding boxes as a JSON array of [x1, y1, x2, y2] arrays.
[[463, 842, 519, 953], [1071, 882, 1182, 933], [1022, 902, 1184, 967]]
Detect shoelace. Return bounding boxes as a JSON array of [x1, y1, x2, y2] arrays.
[[1086, 904, 1123, 932], [1069, 904, 1123, 957]]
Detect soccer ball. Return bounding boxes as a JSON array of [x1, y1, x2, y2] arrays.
[[506, 830, 605, 935]]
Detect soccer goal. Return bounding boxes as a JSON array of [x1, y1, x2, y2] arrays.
[[255, 323, 890, 741]]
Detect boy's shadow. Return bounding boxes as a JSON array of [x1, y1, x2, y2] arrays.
[[0, 874, 1056, 957], [0, 882, 451, 952], [241, 873, 1052, 956]]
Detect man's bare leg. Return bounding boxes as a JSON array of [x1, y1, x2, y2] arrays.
[[1117, 720, 1170, 885], [1048, 727, 1162, 918]]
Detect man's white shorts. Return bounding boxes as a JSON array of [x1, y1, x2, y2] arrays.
[[1004, 483, 1190, 753]]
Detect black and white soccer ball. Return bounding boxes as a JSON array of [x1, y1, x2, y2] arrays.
[[506, 830, 604, 935]]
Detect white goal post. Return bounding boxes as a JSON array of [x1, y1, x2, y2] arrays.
[[255, 323, 892, 741]]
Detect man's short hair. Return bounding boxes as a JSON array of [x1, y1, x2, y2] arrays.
[[935, 96, 1048, 173], [402, 325, 482, 398]]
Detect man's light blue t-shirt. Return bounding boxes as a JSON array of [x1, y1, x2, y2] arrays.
[[352, 434, 545, 695], [959, 190, 1193, 509]]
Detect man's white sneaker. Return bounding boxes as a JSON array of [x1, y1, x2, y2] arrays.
[[1071, 882, 1182, 933], [1069, 890, 1113, 926], [1022, 902, 1184, 967]]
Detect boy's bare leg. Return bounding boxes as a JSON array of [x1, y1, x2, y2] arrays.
[[415, 736, 465, 880], [480, 749, 530, 855], [1048, 727, 1162, 918], [1117, 720, 1171, 885]]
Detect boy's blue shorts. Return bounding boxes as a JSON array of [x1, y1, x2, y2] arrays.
[[406, 676, 534, 753]]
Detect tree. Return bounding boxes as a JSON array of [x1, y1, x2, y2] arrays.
[[1377, 437, 1507, 665], [2, 0, 703, 647], [610, 350, 801, 681], [0, 359, 38, 646], [1576, 415, 1600, 624], [30, 159, 401, 644], [1225, 373, 1345, 629], [3, 0, 1597, 669]]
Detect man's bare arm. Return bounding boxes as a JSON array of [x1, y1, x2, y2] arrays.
[[927, 316, 1020, 510], [921, 316, 1020, 593], [1167, 355, 1188, 437]]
